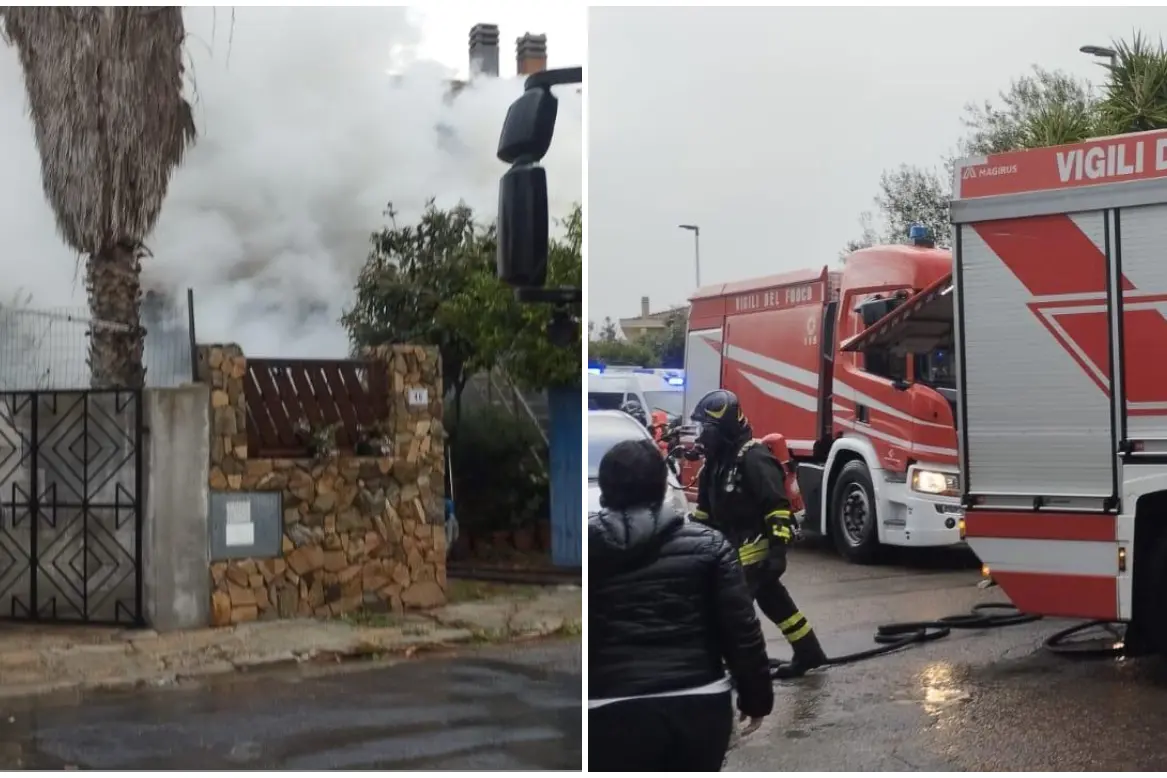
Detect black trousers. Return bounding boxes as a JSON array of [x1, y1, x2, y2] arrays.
[[588, 691, 734, 772], [744, 549, 801, 633]]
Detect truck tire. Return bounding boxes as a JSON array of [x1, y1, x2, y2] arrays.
[[1138, 529, 1167, 655], [829, 459, 881, 564]]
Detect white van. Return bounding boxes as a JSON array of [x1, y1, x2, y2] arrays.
[[586, 366, 685, 419]]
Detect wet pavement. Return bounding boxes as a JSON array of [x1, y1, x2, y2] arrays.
[[727, 540, 1167, 771], [0, 640, 581, 770]]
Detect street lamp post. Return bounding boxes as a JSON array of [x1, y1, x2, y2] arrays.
[[1079, 44, 1118, 68], [678, 223, 701, 288]]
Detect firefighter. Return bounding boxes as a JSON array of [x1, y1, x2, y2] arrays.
[[690, 388, 829, 679], [619, 399, 649, 428], [648, 408, 670, 445]]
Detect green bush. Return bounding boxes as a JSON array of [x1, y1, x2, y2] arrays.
[[446, 404, 548, 534]]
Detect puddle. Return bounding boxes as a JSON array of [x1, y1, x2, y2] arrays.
[[918, 663, 972, 718]]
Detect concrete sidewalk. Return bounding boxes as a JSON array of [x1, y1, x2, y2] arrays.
[[0, 585, 581, 702]]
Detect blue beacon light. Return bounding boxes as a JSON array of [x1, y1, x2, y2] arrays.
[[909, 223, 935, 247]]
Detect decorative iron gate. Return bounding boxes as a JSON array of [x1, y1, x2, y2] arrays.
[[0, 389, 143, 625]]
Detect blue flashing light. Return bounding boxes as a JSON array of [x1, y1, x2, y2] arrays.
[[666, 376, 685, 386], [908, 223, 934, 246], [587, 367, 602, 374]]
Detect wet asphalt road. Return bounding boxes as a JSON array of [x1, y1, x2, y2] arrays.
[[0, 640, 581, 770], [727, 540, 1167, 772]]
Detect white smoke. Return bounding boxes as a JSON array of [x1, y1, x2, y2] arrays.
[[0, 7, 582, 378]]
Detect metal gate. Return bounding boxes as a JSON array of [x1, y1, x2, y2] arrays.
[[0, 389, 143, 625]]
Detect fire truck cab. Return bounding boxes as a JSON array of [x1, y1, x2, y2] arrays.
[[682, 236, 964, 563], [952, 129, 1167, 647]]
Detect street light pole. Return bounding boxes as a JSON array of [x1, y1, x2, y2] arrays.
[[678, 223, 701, 288], [1079, 44, 1118, 69]]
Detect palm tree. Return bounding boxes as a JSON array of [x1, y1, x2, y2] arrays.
[[1017, 100, 1099, 149], [1010, 34, 1167, 151], [1095, 33, 1167, 136], [1, 7, 195, 388]]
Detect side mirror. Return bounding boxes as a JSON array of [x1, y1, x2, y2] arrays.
[[494, 66, 580, 296], [497, 87, 559, 165], [857, 296, 897, 328], [497, 164, 549, 287]]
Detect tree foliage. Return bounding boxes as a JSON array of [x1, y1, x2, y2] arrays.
[[961, 66, 1096, 155], [342, 200, 582, 429], [844, 35, 1167, 258], [588, 337, 655, 367], [875, 166, 951, 248], [439, 203, 581, 392], [1096, 34, 1167, 135], [446, 403, 548, 533], [640, 310, 686, 369], [586, 308, 687, 369], [342, 200, 485, 402], [842, 165, 951, 256]]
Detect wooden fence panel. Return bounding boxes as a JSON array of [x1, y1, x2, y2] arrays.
[[245, 358, 389, 458]]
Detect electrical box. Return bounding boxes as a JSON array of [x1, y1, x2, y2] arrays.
[[209, 491, 283, 561]]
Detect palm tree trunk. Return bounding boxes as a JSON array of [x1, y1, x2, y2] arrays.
[[86, 242, 146, 389]]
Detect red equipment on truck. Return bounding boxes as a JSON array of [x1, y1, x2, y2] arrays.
[[681, 235, 963, 564], [947, 128, 1167, 648]]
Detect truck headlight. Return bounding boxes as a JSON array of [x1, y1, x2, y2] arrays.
[[911, 469, 959, 498]]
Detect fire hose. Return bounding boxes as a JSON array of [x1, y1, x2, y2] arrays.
[[768, 602, 1126, 680]]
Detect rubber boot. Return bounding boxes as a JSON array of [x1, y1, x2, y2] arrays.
[[773, 626, 828, 679]]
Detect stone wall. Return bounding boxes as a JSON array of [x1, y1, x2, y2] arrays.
[[197, 344, 446, 626]]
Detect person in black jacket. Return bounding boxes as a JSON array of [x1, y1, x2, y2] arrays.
[[589, 438, 774, 772], [690, 389, 828, 679]]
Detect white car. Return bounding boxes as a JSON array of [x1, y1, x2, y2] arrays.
[[587, 409, 690, 518]]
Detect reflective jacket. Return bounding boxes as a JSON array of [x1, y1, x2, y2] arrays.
[[693, 437, 795, 567]]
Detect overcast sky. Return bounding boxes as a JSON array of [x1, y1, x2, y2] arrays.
[[587, 6, 1167, 328]]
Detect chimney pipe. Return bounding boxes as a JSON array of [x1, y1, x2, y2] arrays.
[[516, 32, 547, 76], [641, 297, 650, 318], [468, 23, 499, 78]]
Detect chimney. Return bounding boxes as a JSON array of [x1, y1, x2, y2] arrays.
[[516, 32, 547, 76], [468, 23, 500, 77], [640, 296, 650, 317]]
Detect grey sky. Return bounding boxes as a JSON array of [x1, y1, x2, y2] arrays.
[[587, 6, 1167, 328]]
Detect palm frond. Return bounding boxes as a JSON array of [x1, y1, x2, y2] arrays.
[[1018, 101, 1098, 149], [1, 7, 196, 254], [1096, 32, 1167, 134]]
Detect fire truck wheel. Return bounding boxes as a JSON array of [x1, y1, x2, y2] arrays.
[[830, 460, 881, 564], [1139, 529, 1167, 655]]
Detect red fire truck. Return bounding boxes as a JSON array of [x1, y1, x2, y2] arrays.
[[949, 128, 1167, 645], [682, 233, 963, 564]]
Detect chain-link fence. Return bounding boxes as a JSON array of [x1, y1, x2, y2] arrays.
[[0, 290, 196, 391]]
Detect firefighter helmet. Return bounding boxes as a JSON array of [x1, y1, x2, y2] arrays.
[[691, 389, 749, 439], [620, 399, 649, 427]]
